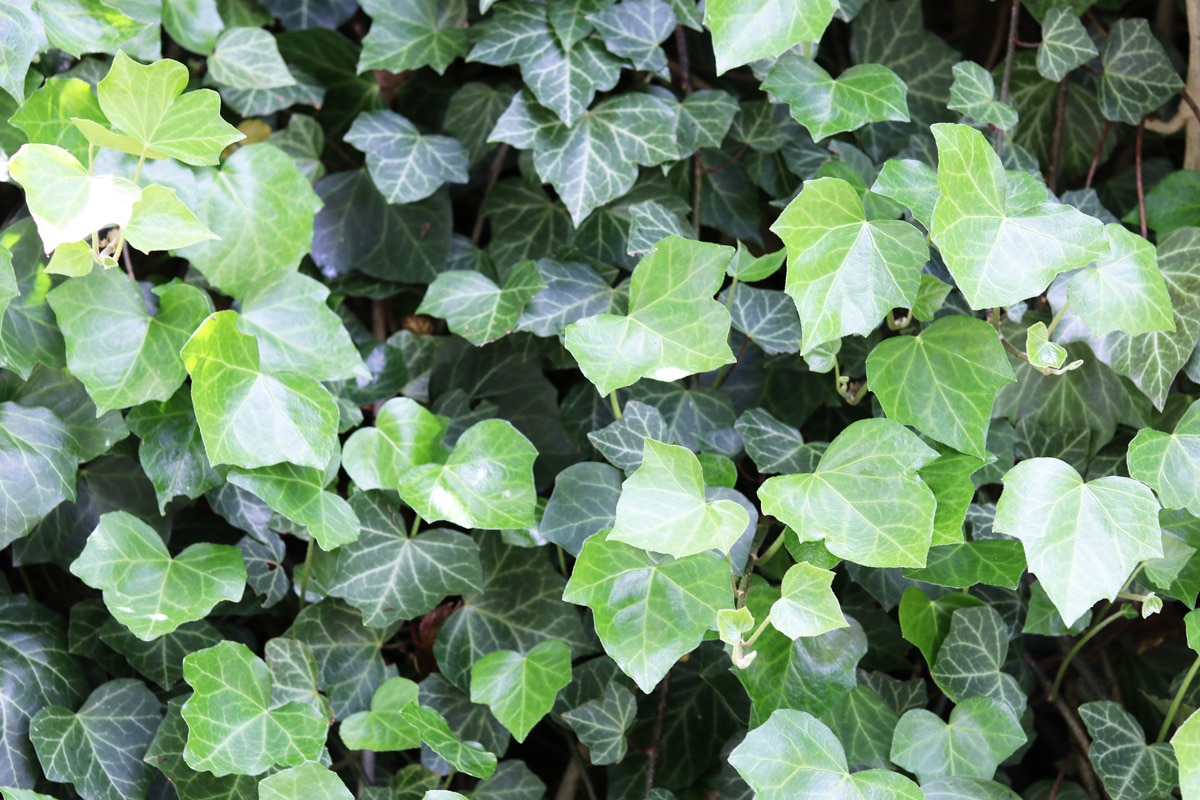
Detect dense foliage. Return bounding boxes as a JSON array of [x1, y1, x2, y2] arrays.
[[5, 0, 1200, 799]]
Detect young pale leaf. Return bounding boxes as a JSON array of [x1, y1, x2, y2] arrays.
[[6, 144, 141, 254], [0, 0, 43, 102], [1026, 322, 1068, 370], [772, 177, 927, 354], [1080, 701, 1177, 800], [764, 55, 910, 141], [1067, 224, 1174, 337], [208, 27, 295, 90], [867, 315, 1016, 459], [564, 236, 735, 395], [769, 561, 847, 638], [470, 639, 572, 742], [0, 402, 77, 548], [123, 184, 218, 253], [1128, 401, 1200, 515], [340, 677, 422, 752], [10, 77, 105, 166], [329, 492, 482, 628], [342, 398, 449, 492], [489, 91, 676, 225], [259, 763, 354, 800], [398, 419, 537, 529], [47, 270, 211, 413], [182, 310, 339, 470], [29, 679, 161, 800], [892, 697, 1025, 783], [949, 61, 1019, 130], [608, 439, 748, 559], [931, 606, 1026, 714], [994, 457, 1162, 626], [729, 709, 923, 800], [181, 640, 328, 776], [418, 261, 545, 346], [125, 386, 221, 513], [561, 684, 637, 765], [759, 418, 939, 568], [930, 123, 1105, 309], [872, 158, 940, 230], [400, 704, 498, 779], [704, 0, 837, 74], [70, 511, 245, 641], [227, 462, 360, 550], [1099, 18, 1183, 123], [347, 110, 468, 204], [1037, 7, 1098, 82], [563, 530, 732, 692], [358, 0, 468, 75]]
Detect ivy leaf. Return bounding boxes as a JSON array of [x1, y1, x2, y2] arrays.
[[563, 530, 732, 692], [346, 110, 468, 204], [69, 511, 244, 641], [489, 91, 677, 225], [342, 397, 449, 492], [125, 386, 220, 513], [47, 270, 211, 413], [358, 0, 468, 75], [124, 184, 218, 253], [772, 177, 927, 354], [931, 606, 1026, 714], [182, 310, 340, 471], [181, 640, 328, 776], [29, 679, 161, 800], [398, 419, 537, 530], [608, 439, 748, 559], [564, 237, 735, 396], [763, 55, 910, 142], [10, 77, 107, 166], [539, 461, 622, 556], [227, 462, 360, 551], [948, 61, 1019, 130], [735, 408, 819, 475], [518, 259, 624, 338], [340, 677, 422, 751], [0, 0, 44, 102], [904, 541, 1028, 591], [329, 492, 483, 628], [6, 144, 141, 254], [818, 684, 900, 771], [727, 286, 803, 355], [99, 618, 222, 689], [259, 763, 354, 800], [1067, 224, 1174, 337], [704, 0, 838, 74], [1037, 8, 1098, 82], [1099, 18, 1183, 124], [143, 697, 258, 800], [418, 261, 545, 346], [627, 200, 693, 257], [1080, 701, 1178, 800], [0, 246, 15, 322], [0, 219, 66, 379], [587, 401, 669, 472], [677, 90, 740, 152], [891, 696, 1026, 783], [398, 704, 497, 779], [994, 457, 1162, 626], [866, 315, 1015, 459], [770, 561, 847, 639], [729, 709, 923, 800], [1128, 401, 1200, 516], [561, 684, 637, 765], [208, 27, 296, 90], [0, 402, 77, 548], [587, 0, 674, 73], [759, 418, 939, 568], [930, 122, 1105, 309], [899, 588, 986, 670], [82, 51, 243, 166], [470, 639, 572, 742]]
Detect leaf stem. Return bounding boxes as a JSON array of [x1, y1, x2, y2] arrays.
[[757, 531, 787, 566], [609, 391, 623, 421], [297, 536, 316, 611], [409, 512, 421, 539], [994, 0, 1022, 156], [644, 670, 671, 799], [1051, 605, 1133, 700], [742, 615, 773, 649], [1158, 654, 1200, 741], [471, 143, 511, 245], [1045, 301, 1069, 337], [559, 727, 598, 800], [1136, 114, 1149, 239]]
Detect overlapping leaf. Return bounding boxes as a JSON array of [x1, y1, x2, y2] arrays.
[[769, 561, 847, 638], [470, 639, 572, 742], [259, 763, 354, 800], [948, 61, 1018, 130], [764, 55, 909, 141], [561, 684, 637, 765], [1128, 401, 1200, 516], [1080, 701, 1177, 800], [227, 462, 360, 551], [930, 606, 1026, 714], [1099, 18, 1182, 123], [890, 696, 1026, 782], [208, 27, 296, 90], [419, 261, 545, 346], [0, 402, 76, 548], [340, 677, 422, 752], [359, 0, 468, 75], [1038, 7, 1098, 82], [347, 110, 468, 204], [704, 0, 838, 74]]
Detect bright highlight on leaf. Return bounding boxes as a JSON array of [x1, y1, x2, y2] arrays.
[[704, 0, 838, 74], [339, 677, 422, 752]]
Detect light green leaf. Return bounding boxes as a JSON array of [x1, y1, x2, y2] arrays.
[[588, 0, 675, 73], [346, 110, 468, 204], [181, 640, 328, 776], [994, 457, 1162, 626], [1068, 224, 1174, 337], [539, 461, 622, 556], [949, 61, 1018, 130], [37, 2, 155, 60], [563, 530, 732, 692], [759, 418, 939, 568], [1174, 709, 1200, 800], [7, 144, 141, 254], [931, 606, 1026, 714], [1038, 7, 1098, 82], [48, 269, 211, 413], [236, 272, 368, 382], [891, 696, 1026, 783], [400, 704, 498, 779], [342, 397, 448, 492], [124, 184, 218, 253], [1128, 401, 1200, 516], [564, 237, 735, 396], [1080, 701, 1177, 800], [930, 122, 1105, 309], [729, 709, 923, 800], [182, 310, 339, 470], [161, 0, 224, 55], [0, 0, 45, 102], [208, 27, 295, 89], [764, 55, 909, 142], [608, 439, 748, 559], [70, 511, 245, 640], [45, 242, 94, 278], [329, 492, 482, 628], [770, 561, 847, 638], [87, 51, 243, 165], [259, 763, 354, 800], [143, 699, 258, 799], [1025, 321, 1068, 370], [0, 402, 77, 548], [772, 177, 927, 354], [29, 680, 161, 800], [0, 245, 15, 322], [704, 0, 838, 74], [9, 77, 106, 166], [227, 462, 360, 550], [340, 677, 422, 751], [0, 216, 67, 381], [359, 0, 468, 75], [470, 639, 571, 742], [419, 261, 545, 346], [866, 315, 1015, 459], [398, 419, 536, 529], [872, 158, 940, 231], [561, 683, 637, 765], [1099, 18, 1183, 124], [489, 91, 677, 225]]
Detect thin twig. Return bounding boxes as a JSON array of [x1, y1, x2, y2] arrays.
[[470, 143, 511, 245], [995, 0, 1022, 156], [121, 241, 134, 280], [1047, 78, 1071, 193], [644, 671, 672, 798], [675, 25, 703, 238], [1136, 115, 1149, 239], [1084, 121, 1113, 190], [698, 142, 750, 175]]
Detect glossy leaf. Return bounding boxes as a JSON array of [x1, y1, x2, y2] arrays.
[[340, 677, 422, 752], [1068, 224, 1174, 337], [143, 696, 258, 800], [587, 0, 675, 74], [347, 110, 468, 204], [704, 0, 837, 74], [419, 261, 545, 346], [227, 462, 360, 551], [890, 696, 1026, 782], [770, 561, 847, 639], [764, 55, 909, 142], [561, 684, 637, 765], [0, 0, 44, 102], [0, 402, 76, 548], [400, 704, 498, 779], [899, 588, 985, 670], [931, 606, 1025, 714], [259, 763, 354, 800], [470, 639, 572, 742], [539, 461, 622, 556]]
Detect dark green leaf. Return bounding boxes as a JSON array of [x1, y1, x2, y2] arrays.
[[1099, 18, 1182, 124], [1080, 701, 1177, 800], [358, 0, 467, 75]]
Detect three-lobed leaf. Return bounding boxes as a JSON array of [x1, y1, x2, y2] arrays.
[[764, 54, 909, 141], [890, 696, 1026, 783]]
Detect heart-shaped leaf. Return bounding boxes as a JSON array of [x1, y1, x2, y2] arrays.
[[931, 606, 1025, 714], [704, 0, 837, 74], [1099, 18, 1183, 124], [1038, 7, 1099, 82], [358, 0, 468, 75], [208, 27, 296, 90], [259, 763, 354, 800], [227, 462, 360, 551], [561, 684, 637, 765], [948, 61, 1018, 130], [340, 677, 422, 752], [1067, 224, 1174, 337], [346, 109, 467, 204], [1080, 700, 1178, 800], [891, 696, 1026, 782], [399, 704, 498, 779], [769, 561, 847, 639], [342, 397, 449, 492], [469, 639, 572, 742]]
